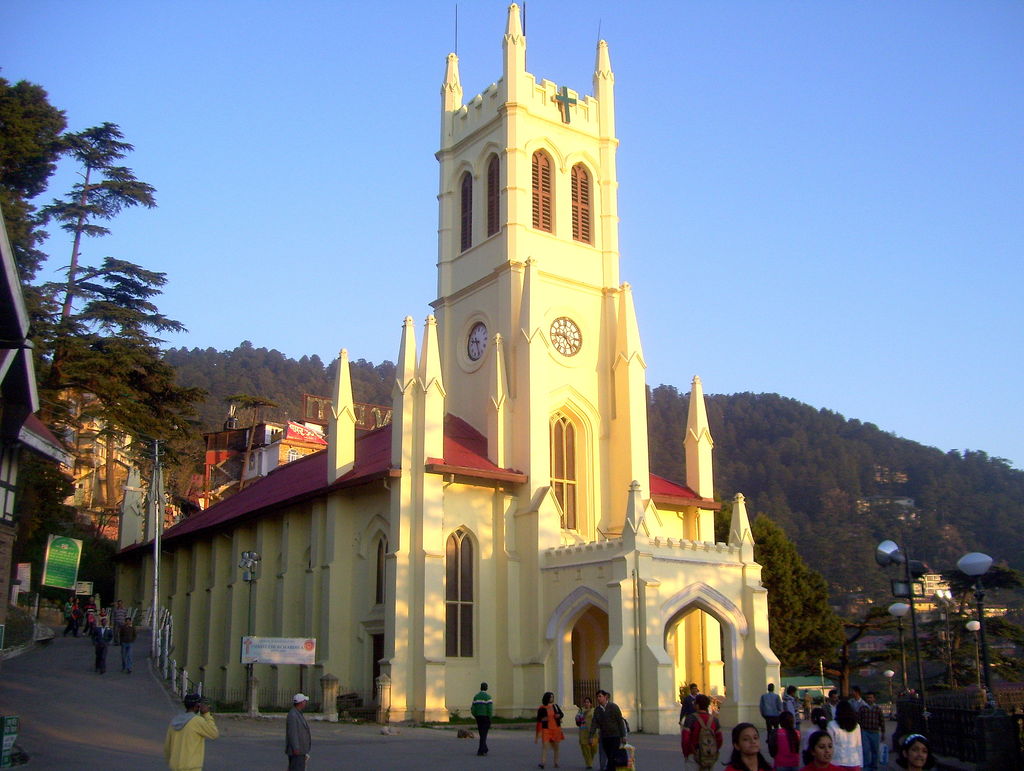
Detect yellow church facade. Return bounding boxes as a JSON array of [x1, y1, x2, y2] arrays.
[[116, 4, 778, 733]]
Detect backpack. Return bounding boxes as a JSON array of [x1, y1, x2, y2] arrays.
[[694, 713, 719, 767]]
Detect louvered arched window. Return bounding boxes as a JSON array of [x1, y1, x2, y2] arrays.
[[460, 172, 473, 251], [486, 155, 500, 237], [531, 151, 553, 232], [445, 528, 474, 657], [550, 413, 578, 530], [571, 163, 592, 244]]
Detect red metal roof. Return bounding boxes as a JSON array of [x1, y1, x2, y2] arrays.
[[649, 473, 721, 510], [121, 415, 716, 554], [150, 414, 522, 548]]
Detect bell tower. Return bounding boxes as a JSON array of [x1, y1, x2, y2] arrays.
[[432, 3, 648, 538]]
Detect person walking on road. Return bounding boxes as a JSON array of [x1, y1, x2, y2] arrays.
[[535, 691, 565, 769], [112, 599, 128, 645], [120, 616, 137, 673], [471, 681, 493, 756], [760, 683, 783, 734], [590, 689, 627, 771], [286, 693, 312, 771], [165, 693, 218, 771], [90, 616, 113, 674]]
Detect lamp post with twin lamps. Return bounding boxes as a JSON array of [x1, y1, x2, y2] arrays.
[[239, 550, 262, 716], [876, 540, 927, 720]]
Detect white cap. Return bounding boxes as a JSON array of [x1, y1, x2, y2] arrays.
[[293, 693, 310, 703]]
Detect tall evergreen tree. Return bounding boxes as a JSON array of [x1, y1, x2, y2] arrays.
[[752, 514, 844, 672]]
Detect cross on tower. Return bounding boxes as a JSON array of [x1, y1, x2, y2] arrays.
[[553, 85, 577, 123]]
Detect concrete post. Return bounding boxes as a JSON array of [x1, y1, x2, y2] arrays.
[[320, 673, 339, 722], [376, 673, 392, 724], [976, 710, 1020, 770], [246, 675, 260, 718]]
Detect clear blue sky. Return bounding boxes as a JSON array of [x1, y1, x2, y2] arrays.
[[6, 1, 1023, 468]]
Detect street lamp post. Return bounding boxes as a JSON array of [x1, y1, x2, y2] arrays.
[[883, 669, 895, 714], [877, 539, 928, 723], [965, 620, 982, 692], [888, 602, 910, 693], [934, 588, 955, 687], [239, 550, 261, 716], [957, 552, 995, 709]]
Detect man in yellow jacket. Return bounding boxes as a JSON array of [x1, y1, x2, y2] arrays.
[[164, 693, 219, 770]]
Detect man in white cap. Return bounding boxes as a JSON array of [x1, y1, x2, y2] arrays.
[[286, 692, 311, 770]]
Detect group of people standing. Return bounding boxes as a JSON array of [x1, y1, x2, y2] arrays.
[[63, 597, 137, 675], [469, 683, 629, 770], [746, 682, 935, 771]]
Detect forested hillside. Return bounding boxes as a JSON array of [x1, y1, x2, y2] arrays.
[[166, 345, 1023, 598], [649, 386, 1024, 596]]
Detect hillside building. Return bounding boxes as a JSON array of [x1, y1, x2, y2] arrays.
[[115, 4, 777, 731]]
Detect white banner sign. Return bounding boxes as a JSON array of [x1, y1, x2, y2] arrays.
[[240, 636, 316, 665]]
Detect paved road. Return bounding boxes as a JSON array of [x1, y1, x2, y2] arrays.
[[1, 628, 730, 769]]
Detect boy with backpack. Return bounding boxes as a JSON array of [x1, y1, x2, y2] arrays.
[[683, 694, 723, 770]]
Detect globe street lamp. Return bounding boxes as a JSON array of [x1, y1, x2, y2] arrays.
[[965, 619, 982, 692], [957, 552, 995, 708], [888, 602, 910, 693], [934, 588, 955, 687]]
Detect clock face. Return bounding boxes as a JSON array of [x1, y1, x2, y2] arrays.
[[467, 321, 488, 361], [550, 317, 582, 356]]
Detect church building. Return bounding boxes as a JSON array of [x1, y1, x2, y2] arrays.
[[116, 4, 778, 732]]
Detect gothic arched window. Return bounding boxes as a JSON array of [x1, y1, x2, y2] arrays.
[[445, 528, 474, 657], [550, 412, 578, 530], [460, 171, 473, 251], [571, 163, 592, 244], [532, 151, 553, 232], [486, 155, 500, 237]]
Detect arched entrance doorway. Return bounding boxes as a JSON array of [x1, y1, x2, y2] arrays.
[[665, 607, 725, 701], [571, 605, 609, 707]]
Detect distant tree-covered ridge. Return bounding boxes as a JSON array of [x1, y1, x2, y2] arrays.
[[166, 346, 1023, 598], [164, 342, 394, 430], [649, 386, 1024, 597]]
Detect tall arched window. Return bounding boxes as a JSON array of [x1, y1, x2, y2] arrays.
[[550, 413, 578, 530], [445, 528, 474, 657], [531, 151, 553, 232], [571, 163, 592, 243], [486, 155, 500, 237], [375, 537, 387, 605], [460, 172, 473, 251]]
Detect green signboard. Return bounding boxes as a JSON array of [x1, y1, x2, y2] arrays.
[[1, 715, 18, 768], [41, 535, 83, 590]]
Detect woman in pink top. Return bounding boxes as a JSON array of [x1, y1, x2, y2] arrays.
[[771, 710, 802, 771]]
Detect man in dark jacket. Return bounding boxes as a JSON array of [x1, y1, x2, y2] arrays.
[[590, 690, 627, 770], [286, 693, 311, 771], [90, 617, 113, 674]]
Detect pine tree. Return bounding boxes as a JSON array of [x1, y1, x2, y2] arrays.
[[752, 514, 844, 672]]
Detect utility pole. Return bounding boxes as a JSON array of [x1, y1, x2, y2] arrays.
[[150, 439, 162, 659]]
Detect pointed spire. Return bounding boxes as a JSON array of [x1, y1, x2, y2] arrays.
[[505, 3, 524, 43], [329, 349, 356, 483], [593, 39, 615, 137], [391, 317, 418, 467], [594, 39, 613, 81], [684, 375, 714, 498], [503, 3, 526, 98], [625, 479, 645, 533], [615, 282, 644, 363], [487, 332, 509, 467], [729, 492, 753, 546], [441, 52, 463, 112], [418, 314, 445, 460], [518, 257, 538, 342]]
